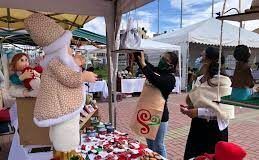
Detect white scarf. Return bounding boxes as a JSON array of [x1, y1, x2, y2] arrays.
[[189, 75, 235, 120], [41, 31, 80, 72]]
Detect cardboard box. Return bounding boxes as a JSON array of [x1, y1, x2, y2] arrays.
[[16, 97, 51, 145]]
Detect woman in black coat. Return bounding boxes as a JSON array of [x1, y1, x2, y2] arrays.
[[135, 51, 178, 158]]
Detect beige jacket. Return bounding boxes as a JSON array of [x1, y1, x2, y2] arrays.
[[34, 59, 85, 127]]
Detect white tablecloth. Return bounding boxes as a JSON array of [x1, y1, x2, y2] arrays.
[[172, 76, 181, 93], [121, 77, 181, 94], [85, 80, 108, 98], [121, 78, 146, 93], [8, 103, 53, 160], [8, 132, 53, 160]]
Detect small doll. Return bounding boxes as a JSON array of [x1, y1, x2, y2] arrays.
[[231, 45, 254, 101], [9, 53, 42, 92]]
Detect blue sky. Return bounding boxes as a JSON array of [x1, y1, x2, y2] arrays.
[[84, 0, 257, 36]]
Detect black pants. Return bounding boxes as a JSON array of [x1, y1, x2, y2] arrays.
[[184, 117, 228, 160]]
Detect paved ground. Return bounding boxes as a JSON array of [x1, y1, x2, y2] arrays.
[[97, 93, 259, 160], [1, 93, 259, 160]]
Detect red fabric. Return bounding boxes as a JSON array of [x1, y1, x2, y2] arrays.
[[195, 153, 214, 160], [0, 109, 10, 122], [195, 141, 246, 160], [22, 66, 43, 89], [215, 141, 246, 160]]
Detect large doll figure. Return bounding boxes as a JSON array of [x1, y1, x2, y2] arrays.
[[24, 13, 97, 159]]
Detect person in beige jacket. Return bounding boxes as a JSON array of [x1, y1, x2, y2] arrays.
[[24, 13, 97, 159], [180, 47, 234, 160]]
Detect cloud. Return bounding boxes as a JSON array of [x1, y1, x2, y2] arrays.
[[167, 0, 258, 31], [83, 17, 106, 36], [121, 11, 155, 37], [170, 0, 216, 10], [83, 11, 155, 37]]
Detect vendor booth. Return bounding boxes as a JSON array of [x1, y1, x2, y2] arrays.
[[0, 1, 172, 160]]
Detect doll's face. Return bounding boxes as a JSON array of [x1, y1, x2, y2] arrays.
[[15, 55, 29, 71]]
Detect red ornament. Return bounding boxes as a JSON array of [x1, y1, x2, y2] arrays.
[[81, 145, 86, 150]]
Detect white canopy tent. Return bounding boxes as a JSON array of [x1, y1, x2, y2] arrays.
[[153, 18, 259, 90], [140, 39, 182, 93], [0, 0, 155, 126], [88, 39, 181, 54]]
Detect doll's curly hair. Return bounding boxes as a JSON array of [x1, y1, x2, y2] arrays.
[[10, 53, 29, 71]]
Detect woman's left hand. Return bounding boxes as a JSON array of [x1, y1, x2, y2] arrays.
[[180, 106, 198, 118]]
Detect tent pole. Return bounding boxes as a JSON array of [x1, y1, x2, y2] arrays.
[[105, 26, 114, 125], [113, 2, 122, 129], [217, 0, 227, 101], [186, 42, 189, 92], [238, 0, 242, 45], [178, 49, 181, 94], [113, 1, 118, 129], [180, 0, 183, 28]]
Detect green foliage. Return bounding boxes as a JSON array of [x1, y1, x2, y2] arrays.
[[94, 65, 108, 80]]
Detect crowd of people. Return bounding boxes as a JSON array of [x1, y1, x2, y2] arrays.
[[133, 45, 249, 159]]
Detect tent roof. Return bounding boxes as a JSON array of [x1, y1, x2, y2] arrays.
[[152, 18, 259, 48], [0, 8, 95, 32], [140, 39, 181, 51], [72, 29, 106, 44], [0, 28, 107, 46], [88, 39, 181, 53], [0, 0, 154, 17]]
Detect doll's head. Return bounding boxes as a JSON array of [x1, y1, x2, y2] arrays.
[[10, 53, 30, 72], [234, 45, 250, 63]]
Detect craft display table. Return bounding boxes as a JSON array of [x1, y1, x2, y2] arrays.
[[77, 130, 166, 160], [86, 80, 109, 98]]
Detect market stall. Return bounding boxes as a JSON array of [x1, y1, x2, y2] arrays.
[[0, 1, 168, 160]]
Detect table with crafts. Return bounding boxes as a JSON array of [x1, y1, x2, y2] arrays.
[[121, 77, 181, 94], [8, 102, 166, 160]]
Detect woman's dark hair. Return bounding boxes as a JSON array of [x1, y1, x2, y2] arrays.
[[165, 51, 178, 73], [233, 45, 250, 63], [204, 47, 225, 86]]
